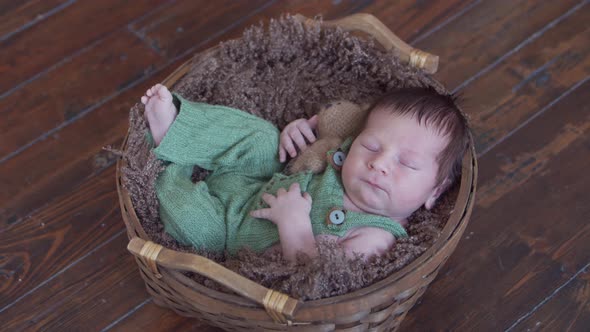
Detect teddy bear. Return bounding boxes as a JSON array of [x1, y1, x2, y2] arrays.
[[285, 100, 371, 175]]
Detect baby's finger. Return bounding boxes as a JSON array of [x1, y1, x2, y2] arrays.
[[277, 187, 287, 196], [307, 114, 319, 129], [281, 134, 297, 157], [261, 193, 276, 205], [298, 122, 316, 144], [250, 208, 272, 220], [288, 182, 300, 192], [279, 147, 286, 163], [303, 192, 312, 203], [288, 129, 307, 152]]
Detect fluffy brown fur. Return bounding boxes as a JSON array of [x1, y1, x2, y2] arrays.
[[120, 15, 458, 301]]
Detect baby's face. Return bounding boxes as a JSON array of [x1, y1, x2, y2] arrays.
[[341, 108, 449, 221]]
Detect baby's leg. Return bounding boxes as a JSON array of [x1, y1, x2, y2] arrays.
[[141, 84, 178, 146], [153, 94, 284, 178], [156, 163, 227, 252]]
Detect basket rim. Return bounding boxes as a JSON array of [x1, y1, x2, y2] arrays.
[[116, 14, 478, 318]]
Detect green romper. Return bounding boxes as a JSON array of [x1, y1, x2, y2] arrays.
[[153, 94, 408, 256]]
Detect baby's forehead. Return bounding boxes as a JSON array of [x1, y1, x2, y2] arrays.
[[365, 109, 436, 133], [362, 110, 450, 155]]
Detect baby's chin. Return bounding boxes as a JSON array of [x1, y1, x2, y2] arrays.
[[353, 189, 415, 221], [351, 192, 389, 215]]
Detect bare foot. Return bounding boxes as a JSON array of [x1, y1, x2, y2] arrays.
[[141, 84, 178, 146]]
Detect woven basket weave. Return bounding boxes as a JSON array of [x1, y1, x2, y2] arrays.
[[117, 13, 478, 331]]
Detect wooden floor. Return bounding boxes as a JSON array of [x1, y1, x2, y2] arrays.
[[1, 0, 588, 331]]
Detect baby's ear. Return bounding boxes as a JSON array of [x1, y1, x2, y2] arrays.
[[425, 178, 452, 210]]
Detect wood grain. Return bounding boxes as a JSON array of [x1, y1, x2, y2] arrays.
[[128, 0, 269, 58], [413, 0, 581, 90], [0, 230, 145, 331], [110, 301, 226, 332], [0, 31, 165, 159], [0, 167, 122, 309], [0, 0, 68, 38], [360, 0, 478, 42], [511, 265, 589, 332], [0, 0, 166, 95], [465, 2, 590, 154]]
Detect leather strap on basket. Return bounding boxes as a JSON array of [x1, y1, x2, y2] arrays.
[[139, 241, 163, 279], [128, 237, 301, 322], [410, 49, 429, 69], [263, 290, 290, 324]]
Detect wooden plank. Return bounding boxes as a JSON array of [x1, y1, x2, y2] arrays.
[[131, 0, 477, 60], [109, 301, 225, 332], [128, 0, 269, 58], [0, 0, 68, 38], [0, 167, 122, 309], [0, 0, 166, 95], [0, 30, 165, 159], [399, 80, 590, 331], [508, 264, 590, 332], [0, 230, 148, 331], [411, 0, 581, 90], [359, 0, 478, 42], [465, 1, 590, 153]]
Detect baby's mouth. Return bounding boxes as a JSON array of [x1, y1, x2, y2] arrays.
[[364, 179, 386, 193]]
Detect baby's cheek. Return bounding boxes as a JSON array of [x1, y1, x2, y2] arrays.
[[392, 181, 425, 205]]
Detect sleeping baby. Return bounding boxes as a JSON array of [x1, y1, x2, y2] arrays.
[[141, 84, 469, 262]]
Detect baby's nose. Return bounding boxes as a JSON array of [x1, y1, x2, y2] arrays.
[[368, 158, 389, 175]]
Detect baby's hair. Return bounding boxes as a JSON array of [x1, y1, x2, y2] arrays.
[[367, 87, 470, 188]]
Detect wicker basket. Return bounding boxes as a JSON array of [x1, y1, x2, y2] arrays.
[[117, 13, 478, 331]]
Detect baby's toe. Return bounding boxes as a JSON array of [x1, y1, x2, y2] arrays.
[[156, 85, 172, 101], [141, 96, 148, 104]]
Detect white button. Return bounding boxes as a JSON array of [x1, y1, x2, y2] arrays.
[[332, 151, 346, 166], [329, 209, 346, 225]]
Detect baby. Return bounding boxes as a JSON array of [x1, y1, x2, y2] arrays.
[[142, 84, 469, 262]]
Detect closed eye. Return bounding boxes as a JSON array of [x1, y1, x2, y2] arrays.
[[362, 144, 378, 152], [400, 160, 418, 170]]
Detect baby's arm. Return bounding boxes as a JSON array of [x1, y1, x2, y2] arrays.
[[250, 183, 318, 261], [279, 115, 318, 162], [338, 227, 397, 260]]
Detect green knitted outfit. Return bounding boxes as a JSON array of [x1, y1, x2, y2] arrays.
[[153, 94, 408, 256]]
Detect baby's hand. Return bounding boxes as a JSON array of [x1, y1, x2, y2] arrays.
[[250, 183, 312, 227], [279, 115, 318, 162]]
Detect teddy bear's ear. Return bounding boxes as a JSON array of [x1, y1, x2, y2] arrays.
[[319, 100, 368, 138]]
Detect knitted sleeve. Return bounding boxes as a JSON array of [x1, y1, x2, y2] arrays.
[[153, 93, 283, 177]]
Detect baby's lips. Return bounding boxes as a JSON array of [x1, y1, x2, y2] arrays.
[[365, 178, 387, 192]]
